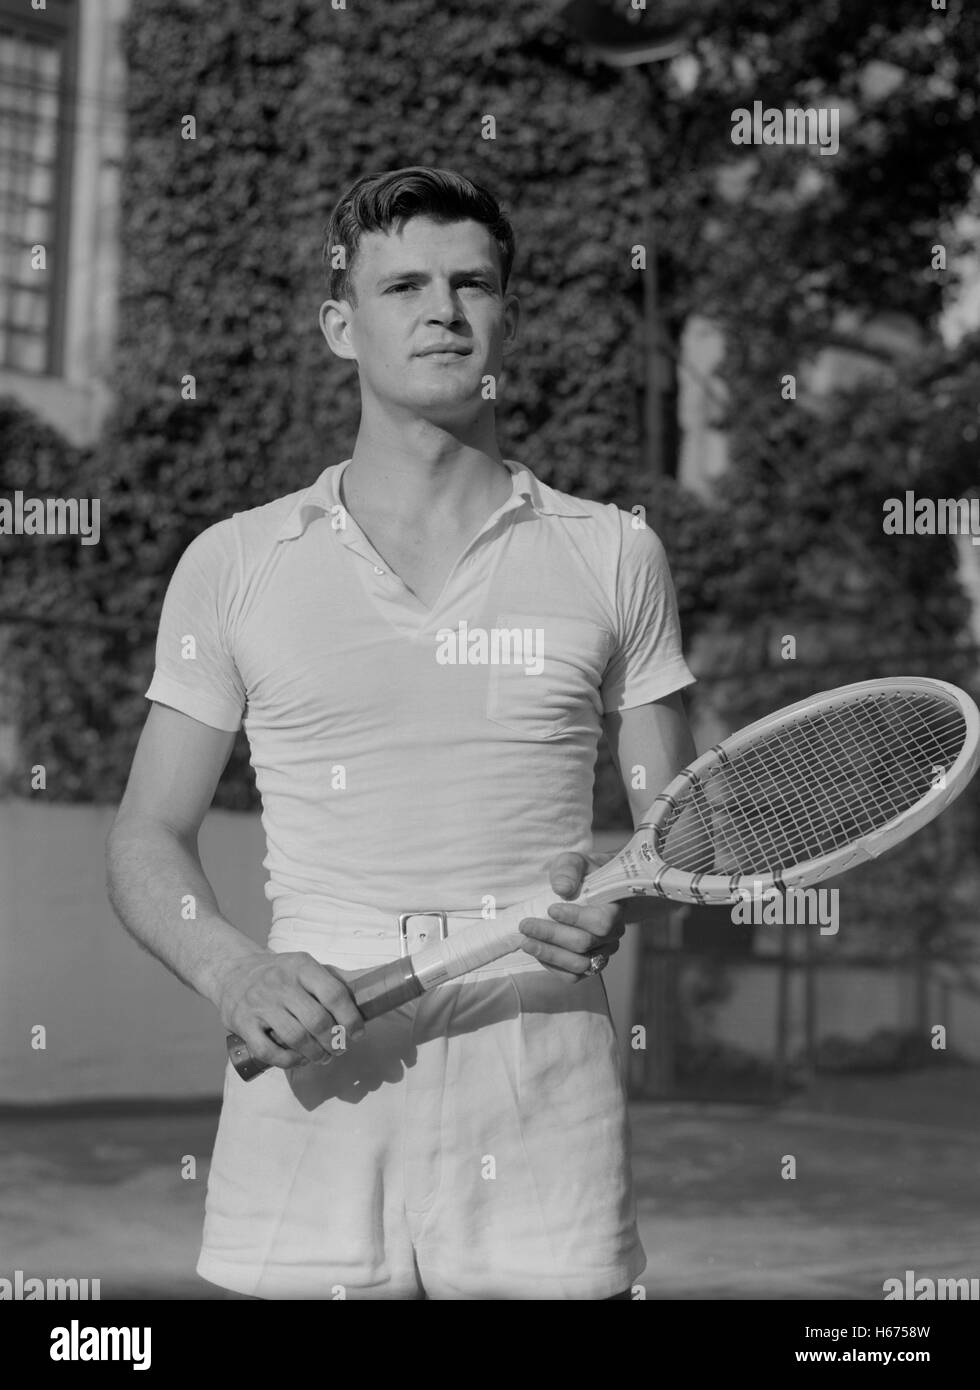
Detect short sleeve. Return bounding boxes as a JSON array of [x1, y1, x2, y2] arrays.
[[600, 514, 695, 714], [144, 522, 246, 732]]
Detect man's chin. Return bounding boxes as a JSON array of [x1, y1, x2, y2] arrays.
[[403, 392, 485, 427]]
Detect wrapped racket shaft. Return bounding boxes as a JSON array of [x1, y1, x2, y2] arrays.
[[228, 676, 980, 1081]]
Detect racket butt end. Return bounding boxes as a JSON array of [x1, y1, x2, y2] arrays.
[[227, 1032, 267, 1081]]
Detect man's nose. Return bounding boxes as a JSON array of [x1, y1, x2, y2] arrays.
[[423, 284, 462, 321]]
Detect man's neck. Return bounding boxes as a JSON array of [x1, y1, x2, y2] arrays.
[[342, 417, 511, 531]]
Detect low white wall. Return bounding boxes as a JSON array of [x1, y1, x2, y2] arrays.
[[0, 802, 269, 1102], [0, 805, 638, 1103], [6, 801, 976, 1102]]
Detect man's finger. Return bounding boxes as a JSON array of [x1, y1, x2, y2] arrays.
[[282, 994, 351, 1058], [519, 932, 621, 978], [548, 851, 589, 897], [298, 961, 366, 1038], [265, 1016, 330, 1065], [520, 914, 597, 956], [520, 915, 623, 957], [243, 1017, 311, 1071], [546, 901, 625, 937]]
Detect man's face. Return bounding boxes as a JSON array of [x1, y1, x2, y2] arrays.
[[321, 216, 519, 424]]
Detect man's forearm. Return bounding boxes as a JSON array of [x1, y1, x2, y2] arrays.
[[106, 818, 265, 1008]]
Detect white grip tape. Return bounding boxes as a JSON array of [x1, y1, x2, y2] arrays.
[[411, 890, 560, 989]]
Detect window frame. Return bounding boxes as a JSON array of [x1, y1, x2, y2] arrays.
[[0, 0, 79, 377]]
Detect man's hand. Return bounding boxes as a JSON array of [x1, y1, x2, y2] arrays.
[[214, 949, 366, 1072], [518, 851, 626, 979]]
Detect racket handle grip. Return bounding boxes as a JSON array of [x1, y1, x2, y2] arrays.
[[225, 957, 425, 1082], [355, 957, 426, 1018]]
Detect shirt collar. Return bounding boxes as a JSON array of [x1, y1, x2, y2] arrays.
[[274, 457, 590, 542]]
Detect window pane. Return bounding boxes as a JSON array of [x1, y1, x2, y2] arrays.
[[11, 284, 47, 330], [6, 325, 47, 372], [0, 20, 67, 375]]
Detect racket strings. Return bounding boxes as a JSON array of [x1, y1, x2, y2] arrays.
[[748, 709, 945, 843], [710, 696, 964, 865], [794, 701, 963, 813], [657, 692, 967, 876]]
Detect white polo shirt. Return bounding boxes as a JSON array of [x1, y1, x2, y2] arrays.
[[145, 458, 694, 922]]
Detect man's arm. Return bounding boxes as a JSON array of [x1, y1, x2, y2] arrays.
[[604, 688, 697, 830], [106, 701, 364, 1070], [521, 498, 697, 971], [602, 689, 697, 922], [519, 691, 697, 969]]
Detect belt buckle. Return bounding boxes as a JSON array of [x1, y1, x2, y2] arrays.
[[398, 910, 449, 957]]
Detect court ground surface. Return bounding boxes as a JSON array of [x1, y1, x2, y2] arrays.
[[1, 1066, 977, 1300]]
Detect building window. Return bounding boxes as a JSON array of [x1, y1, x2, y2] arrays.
[[0, 0, 77, 376]]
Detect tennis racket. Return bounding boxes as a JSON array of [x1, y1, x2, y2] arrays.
[[228, 676, 979, 1080]]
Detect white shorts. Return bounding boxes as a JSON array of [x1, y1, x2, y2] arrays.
[[197, 921, 646, 1300]]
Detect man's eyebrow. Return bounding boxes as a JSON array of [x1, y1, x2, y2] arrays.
[[375, 264, 500, 287]]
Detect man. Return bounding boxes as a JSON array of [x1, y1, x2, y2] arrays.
[[106, 166, 697, 1300]]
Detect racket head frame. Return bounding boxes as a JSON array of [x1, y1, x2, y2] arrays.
[[592, 677, 980, 908]]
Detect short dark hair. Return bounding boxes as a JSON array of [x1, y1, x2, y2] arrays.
[[321, 166, 516, 305]]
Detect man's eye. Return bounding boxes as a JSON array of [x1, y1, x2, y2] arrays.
[[385, 279, 491, 294]]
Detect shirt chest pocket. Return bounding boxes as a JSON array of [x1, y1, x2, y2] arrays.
[[485, 613, 612, 741]]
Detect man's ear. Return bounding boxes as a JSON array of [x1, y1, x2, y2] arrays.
[[319, 299, 357, 362]]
